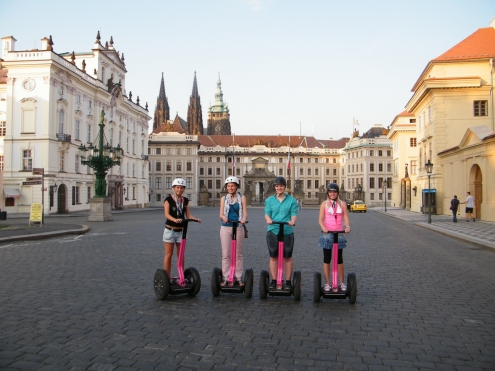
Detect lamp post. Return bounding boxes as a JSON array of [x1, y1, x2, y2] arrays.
[[78, 109, 122, 220], [425, 159, 433, 224], [383, 182, 387, 212]]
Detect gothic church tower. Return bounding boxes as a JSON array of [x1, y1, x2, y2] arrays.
[[153, 73, 170, 130], [207, 73, 231, 135], [186, 72, 204, 135]]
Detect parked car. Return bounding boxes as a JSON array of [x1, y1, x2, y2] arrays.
[[350, 200, 367, 212]]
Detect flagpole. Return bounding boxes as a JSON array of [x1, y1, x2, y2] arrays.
[[288, 132, 291, 194]]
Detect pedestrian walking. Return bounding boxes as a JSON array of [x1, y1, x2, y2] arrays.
[[450, 195, 460, 222], [460, 191, 475, 222]]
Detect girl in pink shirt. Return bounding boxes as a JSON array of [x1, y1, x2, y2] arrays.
[[318, 183, 351, 292]]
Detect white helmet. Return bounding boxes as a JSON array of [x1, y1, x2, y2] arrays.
[[172, 178, 186, 187], [224, 176, 240, 187]]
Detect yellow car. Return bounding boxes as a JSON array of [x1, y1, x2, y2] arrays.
[[350, 200, 367, 212]]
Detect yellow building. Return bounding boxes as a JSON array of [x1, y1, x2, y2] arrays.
[[403, 20, 495, 221]]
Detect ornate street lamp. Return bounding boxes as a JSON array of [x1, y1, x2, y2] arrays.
[[383, 182, 387, 212], [425, 159, 433, 224], [78, 110, 122, 198]]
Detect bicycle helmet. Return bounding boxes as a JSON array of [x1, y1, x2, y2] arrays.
[[273, 176, 287, 187], [326, 183, 339, 194], [172, 178, 186, 187], [224, 176, 240, 187]]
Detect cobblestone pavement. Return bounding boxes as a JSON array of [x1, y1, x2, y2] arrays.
[[1, 207, 494, 370]]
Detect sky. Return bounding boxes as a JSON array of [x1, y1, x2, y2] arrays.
[[2, 0, 495, 140]]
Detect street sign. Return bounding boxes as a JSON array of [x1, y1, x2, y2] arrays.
[[33, 170, 44, 175], [44, 174, 56, 178], [42, 188, 47, 191], [22, 181, 42, 185], [26, 177, 41, 181], [33, 167, 44, 172]]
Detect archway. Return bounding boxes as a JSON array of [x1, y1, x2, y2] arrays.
[[57, 184, 68, 214], [469, 164, 482, 220]]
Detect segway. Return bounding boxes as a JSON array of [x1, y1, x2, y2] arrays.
[[154, 219, 201, 300], [259, 221, 301, 301], [313, 230, 357, 304], [211, 220, 254, 298]]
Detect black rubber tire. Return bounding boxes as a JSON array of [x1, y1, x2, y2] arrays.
[[211, 267, 221, 297], [313, 272, 321, 303], [348, 272, 357, 304], [259, 270, 269, 299], [153, 269, 170, 300], [185, 267, 201, 297], [293, 271, 301, 301], [244, 268, 254, 298]]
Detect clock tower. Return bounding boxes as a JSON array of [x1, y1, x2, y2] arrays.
[[206, 73, 231, 135]]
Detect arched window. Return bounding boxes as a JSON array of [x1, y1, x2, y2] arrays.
[[59, 109, 64, 133]]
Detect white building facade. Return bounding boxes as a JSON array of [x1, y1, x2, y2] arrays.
[[1, 33, 150, 214]]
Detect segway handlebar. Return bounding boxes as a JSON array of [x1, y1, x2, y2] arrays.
[[323, 230, 345, 234], [227, 220, 249, 224], [270, 221, 295, 226]]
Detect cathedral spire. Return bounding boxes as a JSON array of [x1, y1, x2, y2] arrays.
[[153, 73, 170, 130], [159, 72, 166, 100], [207, 72, 231, 135], [187, 72, 204, 135], [191, 71, 199, 98]]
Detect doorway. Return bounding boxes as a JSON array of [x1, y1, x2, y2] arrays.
[[472, 164, 482, 220], [57, 184, 67, 214]]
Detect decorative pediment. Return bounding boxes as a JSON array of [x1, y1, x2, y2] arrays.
[[55, 70, 73, 85], [20, 97, 37, 103], [459, 125, 493, 148], [75, 110, 83, 117], [57, 98, 69, 107], [87, 114, 94, 122]]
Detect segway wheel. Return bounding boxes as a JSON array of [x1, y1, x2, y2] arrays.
[[259, 270, 269, 299], [244, 268, 254, 299], [153, 269, 170, 300], [185, 267, 201, 297], [293, 271, 302, 301], [347, 272, 357, 305], [211, 267, 221, 297], [313, 272, 322, 303]]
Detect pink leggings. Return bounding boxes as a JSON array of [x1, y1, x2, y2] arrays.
[[220, 225, 245, 280]]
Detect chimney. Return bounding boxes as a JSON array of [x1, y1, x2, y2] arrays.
[[2, 36, 17, 58], [41, 37, 49, 50]]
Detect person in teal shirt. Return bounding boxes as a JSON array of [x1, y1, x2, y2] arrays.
[[264, 176, 299, 290]]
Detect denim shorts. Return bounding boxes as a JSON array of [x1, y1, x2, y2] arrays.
[[266, 231, 294, 258], [163, 227, 183, 243], [318, 232, 347, 249]]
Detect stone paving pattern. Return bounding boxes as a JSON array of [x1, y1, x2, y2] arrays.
[[1, 207, 494, 370]]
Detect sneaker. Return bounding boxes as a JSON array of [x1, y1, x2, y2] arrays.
[[269, 280, 276, 290], [238, 279, 244, 287], [284, 281, 292, 291], [340, 283, 347, 292], [220, 280, 227, 287], [324, 284, 331, 292]]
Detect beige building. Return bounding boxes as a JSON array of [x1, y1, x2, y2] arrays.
[[397, 19, 495, 221], [387, 110, 417, 209], [342, 125, 393, 207]]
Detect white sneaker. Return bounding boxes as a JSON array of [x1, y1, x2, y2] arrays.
[[340, 283, 347, 291], [324, 284, 331, 292]]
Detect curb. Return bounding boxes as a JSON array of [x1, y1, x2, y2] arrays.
[[0, 225, 89, 243], [376, 210, 495, 251]]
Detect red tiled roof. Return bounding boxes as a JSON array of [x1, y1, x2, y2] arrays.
[[197, 135, 347, 149], [434, 27, 495, 61], [0, 68, 8, 84]]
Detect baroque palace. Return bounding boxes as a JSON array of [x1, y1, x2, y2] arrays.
[[0, 32, 150, 214], [148, 72, 394, 207]]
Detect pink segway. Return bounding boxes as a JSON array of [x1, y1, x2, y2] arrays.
[[154, 219, 201, 300], [211, 220, 253, 298], [259, 221, 301, 301], [313, 230, 357, 304]]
